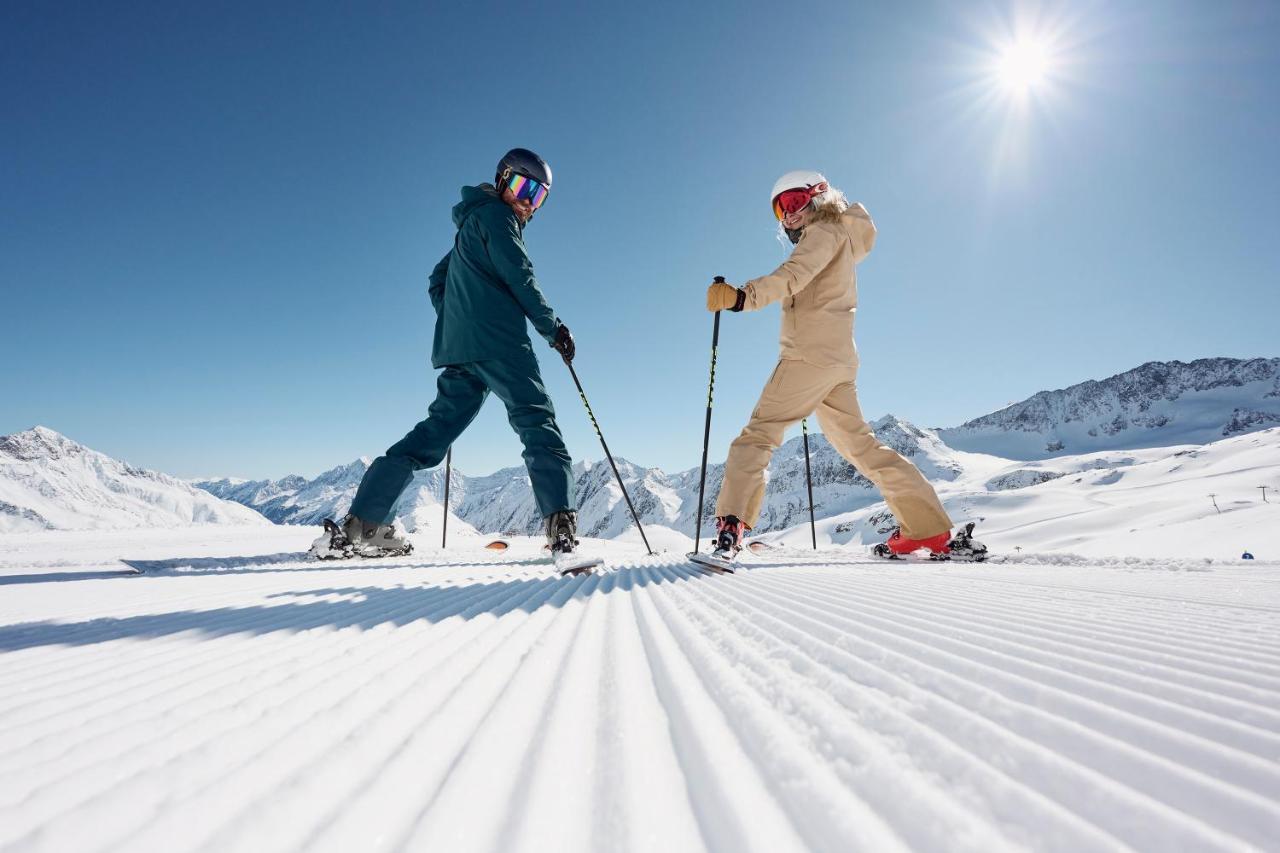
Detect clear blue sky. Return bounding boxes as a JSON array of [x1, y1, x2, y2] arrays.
[[4, 0, 1278, 481]]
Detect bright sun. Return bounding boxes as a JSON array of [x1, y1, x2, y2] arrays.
[[995, 38, 1052, 92]]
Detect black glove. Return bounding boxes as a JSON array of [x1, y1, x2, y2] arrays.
[[553, 323, 575, 363]]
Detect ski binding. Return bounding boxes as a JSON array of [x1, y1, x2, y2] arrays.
[[687, 550, 737, 574]]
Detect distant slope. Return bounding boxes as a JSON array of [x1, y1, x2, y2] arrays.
[[939, 357, 1280, 459], [0, 427, 269, 533], [769, 427, 1280, 560]]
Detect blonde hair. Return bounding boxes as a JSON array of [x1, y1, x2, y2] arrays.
[[809, 186, 849, 222]]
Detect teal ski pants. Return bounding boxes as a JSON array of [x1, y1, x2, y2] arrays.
[[349, 349, 574, 525]]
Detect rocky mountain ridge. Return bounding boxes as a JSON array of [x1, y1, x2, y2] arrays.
[[0, 427, 269, 533], [939, 357, 1280, 459]]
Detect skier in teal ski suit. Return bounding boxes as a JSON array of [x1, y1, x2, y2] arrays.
[[341, 148, 579, 557]]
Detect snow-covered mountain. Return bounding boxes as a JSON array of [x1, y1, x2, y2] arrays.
[[939, 357, 1280, 459], [0, 427, 269, 533], [773, 426, 1280, 560], [17, 356, 1276, 543], [196, 414, 975, 540], [197, 460, 478, 541], [194, 403, 1279, 560]]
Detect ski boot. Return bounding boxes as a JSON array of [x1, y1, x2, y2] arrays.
[[688, 515, 744, 573], [873, 527, 952, 561], [873, 524, 988, 562], [546, 510, 601, 576], [944, 522, 988, 562], [310, 514, 413, 560]]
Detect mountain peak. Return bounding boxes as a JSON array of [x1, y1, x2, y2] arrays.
[[940, 356, 1280, 459], [1, 426, 87, 462]]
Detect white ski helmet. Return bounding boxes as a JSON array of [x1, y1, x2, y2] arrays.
[[770, 170, 829, 208]]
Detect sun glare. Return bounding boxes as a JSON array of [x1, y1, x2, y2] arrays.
[[995, 38, 1051, 92]]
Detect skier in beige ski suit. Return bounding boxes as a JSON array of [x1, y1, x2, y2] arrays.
[[705, 171, 960, 560]]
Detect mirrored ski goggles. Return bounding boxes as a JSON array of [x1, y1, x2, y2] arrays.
[[772, 185, 822, 220], [503, 172, 550, 210]]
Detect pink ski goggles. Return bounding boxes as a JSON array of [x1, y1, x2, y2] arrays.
[[772, 183, 827, 220]]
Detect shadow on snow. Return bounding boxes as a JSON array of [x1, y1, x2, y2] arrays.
[[0, 559, 739, 652], [0, 552, 554, 586]]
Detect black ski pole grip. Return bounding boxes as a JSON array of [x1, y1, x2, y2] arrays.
[[714, 275, 725, 283]]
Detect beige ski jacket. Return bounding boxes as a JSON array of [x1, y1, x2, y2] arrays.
[[741, 203, 877, 368]]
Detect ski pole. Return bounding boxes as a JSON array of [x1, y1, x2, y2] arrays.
[[802, 418, 817, 550], [442, 447, 451, 549], [565, 359, 654, 556], [694, 276, 724, 554]]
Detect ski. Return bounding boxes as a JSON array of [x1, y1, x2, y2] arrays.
[[687, 551, 736, 574], [556, 554, 604, 577]]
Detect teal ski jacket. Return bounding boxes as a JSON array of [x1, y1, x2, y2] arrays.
[[428, 184, 560, 368]]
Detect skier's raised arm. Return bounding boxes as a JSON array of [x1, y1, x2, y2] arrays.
[[428, 251, 450, 312], [742, 202, 876, 310], [739, 225, 841, 310]]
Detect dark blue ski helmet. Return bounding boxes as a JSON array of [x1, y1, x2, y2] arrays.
[[496, 148, 552, 190]]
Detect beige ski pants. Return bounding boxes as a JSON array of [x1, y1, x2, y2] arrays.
[[714, 359, 953, 539]]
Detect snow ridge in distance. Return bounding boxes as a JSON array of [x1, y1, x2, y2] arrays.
[[0, 426, 269, 533], [939, 357, 1280, 459], [196, 414, 973, 538]]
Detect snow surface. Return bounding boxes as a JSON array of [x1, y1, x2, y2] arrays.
[[1, 526, 1278, 851]]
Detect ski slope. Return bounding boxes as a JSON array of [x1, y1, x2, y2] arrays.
[[1, 527, 1278, 852]]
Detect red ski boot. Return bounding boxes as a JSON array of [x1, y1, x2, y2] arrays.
[[874, 528, 952, 560], [687, 515, 746, 573], [873, 523, 988, 562]]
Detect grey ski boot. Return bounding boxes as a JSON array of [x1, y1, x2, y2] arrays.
[[545, 510, 601, 576], [310, 514, 413, 560]]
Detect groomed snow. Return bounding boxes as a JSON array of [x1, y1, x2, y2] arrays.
[[1, 526, 1277, 851]]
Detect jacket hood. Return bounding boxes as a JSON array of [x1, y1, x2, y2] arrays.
[[840, 202, 877, 258], [452, 183, 508, 228]]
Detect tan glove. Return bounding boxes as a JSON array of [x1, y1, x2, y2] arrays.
[[706, 281, 744, 312]]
